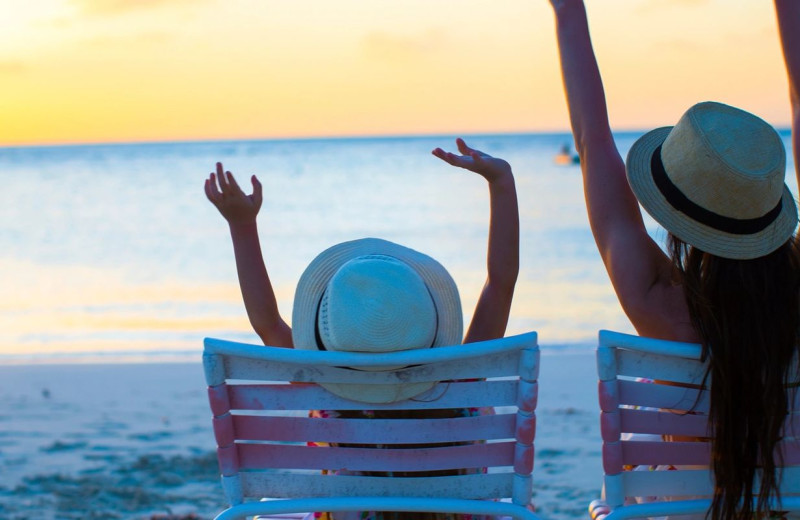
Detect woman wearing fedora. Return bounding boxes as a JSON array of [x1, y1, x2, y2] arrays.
[[204, 137, 519, 520], [549, 0, 800, 518]]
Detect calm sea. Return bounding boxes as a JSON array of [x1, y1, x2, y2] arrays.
[[2, 131, 794, 363]]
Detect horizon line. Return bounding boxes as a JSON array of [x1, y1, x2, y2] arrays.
[[0, 127, 669, 151], [2, 126, 792, 151]]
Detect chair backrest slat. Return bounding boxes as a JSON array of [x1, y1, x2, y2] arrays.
[[239, 472, 516, 501], [222, 351, 522, 385], [203, 331, 540, 519], [619, 439, 711, 467], [616, 379, 708, 412], [613, 349, 707, 386], [620, 468, 714, 498], [226, 379, 519, 411], [619, 408, 710, 438], [228, 412, 516, 444], [237, 441, 516, 472]]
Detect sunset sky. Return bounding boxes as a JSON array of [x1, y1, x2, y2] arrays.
[[0, 0, 793, 146]]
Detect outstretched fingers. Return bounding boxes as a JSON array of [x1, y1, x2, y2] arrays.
[[456, 138, 474, 156], [432, 147, 471, 170], [205, 174, 222, 204], [250, 175, 263, 207], [215, 162, 229, 192], [225, 170, 245, 196], [456, 138, 486, 159]]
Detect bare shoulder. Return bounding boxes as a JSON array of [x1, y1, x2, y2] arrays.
[[605, 232, 698, 343], [630, 276, 699, 343]]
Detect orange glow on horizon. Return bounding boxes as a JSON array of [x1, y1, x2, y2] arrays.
[[0, 0, 792, 147]]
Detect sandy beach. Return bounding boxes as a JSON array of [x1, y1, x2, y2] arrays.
[[0, 347, 601, 520]]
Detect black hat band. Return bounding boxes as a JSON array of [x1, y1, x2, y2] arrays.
[[651, 145, 782, 235]]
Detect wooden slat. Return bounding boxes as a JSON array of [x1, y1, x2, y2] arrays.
[[230, 413, 516, 444], [223, 350, 521, 385], [616, 379, 708, 413], [619, 409, 710, 438], [239, 471, 515, 501], [227, 379, 518, 411], [237, 441, 515, 472]]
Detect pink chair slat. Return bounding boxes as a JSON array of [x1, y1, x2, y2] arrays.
[[621, 440, 710, 467], [237, 440, 516, 473], [602, 441, 624, 475], [600, 411, 621, 443], [515, 411, 536, 445], [213, 413, 235, 447], [780, 440, 800, 465], [619, 408, 710, 438], [620, 439, 800, 466], [208, 384, 231, 416], [513, 443, 534, 475], [226, 380, 518, 412], [792, 389, 800, 413], [598, 380, 619, 412], [229, 413, 516, 444], [787, 411, 800, 435], [218, 444, 240, 476], [616, 379, 708, 413], [517, 380, 538, 413]]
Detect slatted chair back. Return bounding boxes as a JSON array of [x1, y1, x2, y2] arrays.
[[203, 331, 540, 520], [591, 329, 800, 520]]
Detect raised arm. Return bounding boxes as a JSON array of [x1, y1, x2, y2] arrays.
[[205, 162, 293, 348], [432, 138, 519, 343], [775, 0, 800, 189], [550, 0, 685, 338]]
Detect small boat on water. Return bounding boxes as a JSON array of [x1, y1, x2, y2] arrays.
[[554, 152, 580, 165], [554, 144, 580, 165]]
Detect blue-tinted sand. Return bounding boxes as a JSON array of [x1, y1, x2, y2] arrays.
[[0, 350, 598, 519]]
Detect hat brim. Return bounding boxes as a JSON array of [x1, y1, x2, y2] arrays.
[[626, 127, 798, 260], [291, 238, 463, 403]]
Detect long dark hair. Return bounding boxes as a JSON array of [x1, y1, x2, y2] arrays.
[[668, 234, 800, 519]]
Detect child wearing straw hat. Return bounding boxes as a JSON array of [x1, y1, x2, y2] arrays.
[[549, 1, 800, 519], [204, 138, 519, 520]]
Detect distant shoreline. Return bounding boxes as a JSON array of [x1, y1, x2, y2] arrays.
[[7, 128, 795, 151]]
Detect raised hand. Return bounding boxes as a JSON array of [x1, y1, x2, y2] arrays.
[[432, 138, 513, 184], [204, 162, 263, 225], [432, 138, 518, 343]]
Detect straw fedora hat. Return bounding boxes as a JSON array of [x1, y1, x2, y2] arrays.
[[292, 238, 463, 403], [626, 101, 798, 260]]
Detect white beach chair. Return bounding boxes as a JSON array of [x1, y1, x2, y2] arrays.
[[202, 332, 541, 520], [590, 329, 800, 520]]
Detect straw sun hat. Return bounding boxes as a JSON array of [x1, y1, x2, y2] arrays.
[[291, 238, 463, 403], [626, 101, 798, 260]]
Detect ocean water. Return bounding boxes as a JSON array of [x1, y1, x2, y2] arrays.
[[1, 131, 794, 363]]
